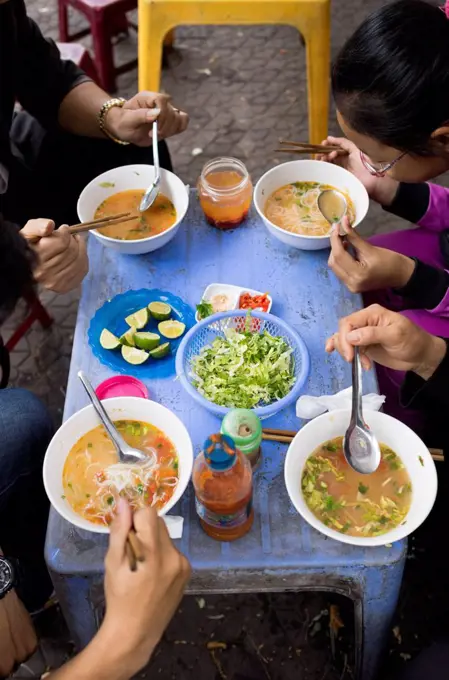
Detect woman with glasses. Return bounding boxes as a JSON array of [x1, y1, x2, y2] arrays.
[[318, 0, 449, 433]]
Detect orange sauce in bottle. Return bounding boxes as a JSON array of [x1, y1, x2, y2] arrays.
[[192, 433, 254, 541], [198, 158, 253, 230]]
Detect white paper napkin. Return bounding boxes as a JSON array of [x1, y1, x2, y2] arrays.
[[296, 386, 385, 420], [163, 515, 184, 539]]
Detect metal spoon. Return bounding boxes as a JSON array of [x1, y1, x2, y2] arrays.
[[139, 119, 160, 212], [317, 188, 347, 234], [343, 348, 381, 474], [78, 371, 154, 466]]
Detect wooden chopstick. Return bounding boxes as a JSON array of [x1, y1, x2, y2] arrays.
[[275, 148, 340, 156], [262, 429, 445, 463], [68, 212, 137, 236], [126, 528, 145, 572], [278, 139, 344, 152]]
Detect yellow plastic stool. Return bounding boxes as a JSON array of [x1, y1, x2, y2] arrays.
[[138, 0, 330, 144]]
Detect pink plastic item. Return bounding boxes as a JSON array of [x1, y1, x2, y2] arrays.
[[95, 376, 149, 400]]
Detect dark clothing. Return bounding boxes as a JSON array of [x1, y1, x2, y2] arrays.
[[0, 0, 88, 191], [0, 0, 172, 226], [0, 388, 54, 611], [0, 111, 172, 227]]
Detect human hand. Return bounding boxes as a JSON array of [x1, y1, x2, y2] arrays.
[[325, 304, 447, 380], [328, 217, 415, 293], [106, 92, 189, 147], [99, 500, 190, 675], [316, 136, 399, 206], [20, 219, 88, 294]]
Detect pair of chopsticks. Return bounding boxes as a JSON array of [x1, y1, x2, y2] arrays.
[[262, 428, 445, 463], [126, 527, 145, 571], [68, 211, 138, 236], [26, 212, 138, 244], [275, 139, 349, 156]]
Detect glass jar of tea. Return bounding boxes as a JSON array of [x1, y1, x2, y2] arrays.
[[197, 157, 253, 230]]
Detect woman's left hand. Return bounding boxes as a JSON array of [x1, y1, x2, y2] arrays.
[[328, 217, 415, 293], [105, 92, 189, 146]]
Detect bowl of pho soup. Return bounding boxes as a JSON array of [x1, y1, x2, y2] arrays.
[[43, 397, 194, 533], [284, 409, 437, 546], [254, 160, 369, 251], [77, 164, 189, 255]]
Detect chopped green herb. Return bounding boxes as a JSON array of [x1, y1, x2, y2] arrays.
[[87, 442, 93, 449], [341, 522, 351, 533], [196, 299, 214, 320], [61, 494, 66, 500], [106, 496, 114, 505], [323, 442, 338, 452], [85, 493, 91, 498], [418, 456, 424, 467], [358, 482, 369, 495], [67, 482, 73, 490], [136, 484, 144, 494], [324, 495, 340, 512], [173, 459, 179, 471], [99, 181, 115, 188]]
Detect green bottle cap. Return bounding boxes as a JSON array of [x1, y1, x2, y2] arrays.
[[221, 409, 262, 457]]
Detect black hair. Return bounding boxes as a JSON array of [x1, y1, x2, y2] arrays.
[[0, 217, 36, 324], [332, 0, 449, 155]]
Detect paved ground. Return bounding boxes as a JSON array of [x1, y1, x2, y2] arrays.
[[6, 0, 449, 678]]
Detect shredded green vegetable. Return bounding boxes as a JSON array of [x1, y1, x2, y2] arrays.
[[191, 327, 296, 408]]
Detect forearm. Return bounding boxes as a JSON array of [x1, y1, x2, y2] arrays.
[[394, 258, 449, 310], [46, 626, 143, 680], [57, 82, 120, 138], [401, 337, 449, 408]]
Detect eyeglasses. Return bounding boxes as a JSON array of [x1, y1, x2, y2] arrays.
[[359, 150, 406, 177]]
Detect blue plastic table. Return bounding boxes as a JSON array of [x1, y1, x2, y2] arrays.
[[45, 198, 406, 679]]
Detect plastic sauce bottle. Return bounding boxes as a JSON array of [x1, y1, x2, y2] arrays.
[[192, 434, 254, 541], [221, 409, 262, 469]]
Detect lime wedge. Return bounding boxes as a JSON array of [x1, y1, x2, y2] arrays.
[[100, 329, 120, 350], [120, 327, 136, 347], [149, 342, 170, 359], [134, 332, 160, 351], [121, 345, 149, 365], [158, 320, 186, 339], [125, 307, 149, 329], [148, 301, 172, 321]]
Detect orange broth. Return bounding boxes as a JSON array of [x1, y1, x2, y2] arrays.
[[302, 436, 412, 537], [95, 189, 176, 240], [62, 419, 179, 525]]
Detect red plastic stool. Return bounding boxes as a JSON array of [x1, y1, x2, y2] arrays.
[[57, 42, 100, 83], [6, 291, 53, 352], [58, 0, 138, 92]]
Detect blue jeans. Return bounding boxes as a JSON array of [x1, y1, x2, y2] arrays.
[[0, 388, 54, 611]]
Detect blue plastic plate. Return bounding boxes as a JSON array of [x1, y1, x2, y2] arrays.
[[88, 289, 195, 378]]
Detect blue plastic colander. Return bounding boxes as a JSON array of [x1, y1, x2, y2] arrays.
[[175, 310, 310, 419]]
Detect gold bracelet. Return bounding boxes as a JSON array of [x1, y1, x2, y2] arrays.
[[98, 98, 130, 146]]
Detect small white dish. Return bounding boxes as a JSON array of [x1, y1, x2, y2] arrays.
[[195, 283, 273, 322]]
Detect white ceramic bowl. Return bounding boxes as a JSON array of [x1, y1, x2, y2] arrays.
[[284, 409, 437, 547], [77, 164, 189, 255], [254, 160, 369, 251], [43, 397, 194, 534]]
